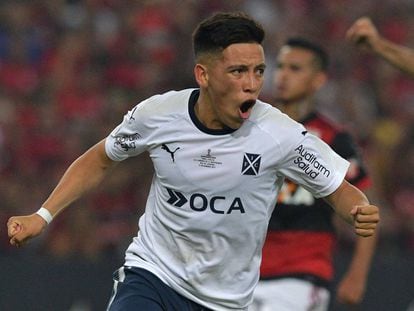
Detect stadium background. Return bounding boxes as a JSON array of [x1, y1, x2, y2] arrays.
[[0, 1, 413, 310]]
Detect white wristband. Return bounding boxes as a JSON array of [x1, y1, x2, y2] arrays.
[[36, 207, 53, 224]]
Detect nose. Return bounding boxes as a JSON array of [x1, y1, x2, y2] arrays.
[[273, 68, 288, 87], [274, 68, 286, 81], [243, 72, 262, 93]]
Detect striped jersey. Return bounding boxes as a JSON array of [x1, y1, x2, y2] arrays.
[[104, 89, 349, 310]]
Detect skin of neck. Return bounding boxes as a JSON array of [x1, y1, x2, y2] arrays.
[[279, 97, 315, 122], [194, 91, 214, 127]]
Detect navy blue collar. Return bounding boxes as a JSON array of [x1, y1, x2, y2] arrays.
[[188, 89, 236, 135]]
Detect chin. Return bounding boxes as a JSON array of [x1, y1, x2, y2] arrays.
[[274, 98, 291, 106]]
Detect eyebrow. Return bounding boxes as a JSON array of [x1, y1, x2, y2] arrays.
[[227, 63, 266, 70]]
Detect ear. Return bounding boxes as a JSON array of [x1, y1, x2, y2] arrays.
[[312, 71, 327, 91], [194, 63, 209, 88]]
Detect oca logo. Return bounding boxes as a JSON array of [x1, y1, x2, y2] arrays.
[[166, 188, 245, 214]]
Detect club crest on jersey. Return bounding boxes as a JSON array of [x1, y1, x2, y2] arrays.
[[241, 153, 261, 175]]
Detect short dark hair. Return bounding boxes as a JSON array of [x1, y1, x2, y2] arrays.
[[284, 37, 329, 71], [192, 12, 265, 59]]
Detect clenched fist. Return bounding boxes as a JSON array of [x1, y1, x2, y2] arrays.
[[350, 204, 379, 237], [7, 214, 48, 247]]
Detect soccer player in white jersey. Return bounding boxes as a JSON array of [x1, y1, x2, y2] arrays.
[[7, 12, 379, 311]]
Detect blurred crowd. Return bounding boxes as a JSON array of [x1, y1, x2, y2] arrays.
[[0, 0, 413, 260]]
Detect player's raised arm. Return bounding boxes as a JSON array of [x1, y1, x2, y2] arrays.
[[324, 179, 379, 237], [7, 139, 117, 247], [346, 16, 414, 77]]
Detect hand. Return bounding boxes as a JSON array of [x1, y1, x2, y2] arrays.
[[7, 214, 48, 247], [336, 271, 366, 305], [346, 17, 380, 51], [350, 205, 379, 237]]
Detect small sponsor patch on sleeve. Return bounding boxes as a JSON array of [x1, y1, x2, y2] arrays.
[[293, 144, 330, 179], [113, 133, 142, 152]]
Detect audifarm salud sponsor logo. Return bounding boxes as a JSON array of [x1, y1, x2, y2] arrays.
[[293, 145, 330, 179], [113, 133, 142, 151]]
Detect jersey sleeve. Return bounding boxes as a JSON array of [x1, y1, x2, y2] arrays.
[[278, 130, 350, 198], [105, 99, 154, 161]]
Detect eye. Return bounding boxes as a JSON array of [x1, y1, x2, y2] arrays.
[[290, 65, 301, 72], [256, 68, 265, 76], [231, 68, 244, 75]]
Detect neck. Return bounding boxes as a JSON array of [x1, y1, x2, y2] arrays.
[[194, 93, 217, 129], [279, 98, 314, 122]]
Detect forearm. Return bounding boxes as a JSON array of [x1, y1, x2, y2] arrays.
[[335, 225, 378, 305], [325, 180, 369, 225], [42, 139, 117, 217], [347, 231, 377, 279], [373, 38, 414, 76]]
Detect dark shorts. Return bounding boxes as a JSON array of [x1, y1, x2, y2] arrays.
[[106, 266, 213, 311]]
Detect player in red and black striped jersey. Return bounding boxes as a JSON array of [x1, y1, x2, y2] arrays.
[[251, 38, 377, 311]]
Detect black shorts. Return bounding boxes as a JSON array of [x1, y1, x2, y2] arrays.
[[106, 266, 212, 311]]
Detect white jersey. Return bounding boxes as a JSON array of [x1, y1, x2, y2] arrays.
[[104, 89, 349, 310]]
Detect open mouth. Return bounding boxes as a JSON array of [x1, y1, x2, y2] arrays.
[[240, 100, 256, 113], [239, 99, 256, 120]]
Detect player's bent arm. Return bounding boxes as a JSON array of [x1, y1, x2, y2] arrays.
[[335, 187, 379, 304], [7, 139, 118, 246], [370, 39, 414, 77], [347, 17, 414, 77], [324, 180, 379, 237], [41, 139, 117, 217]]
